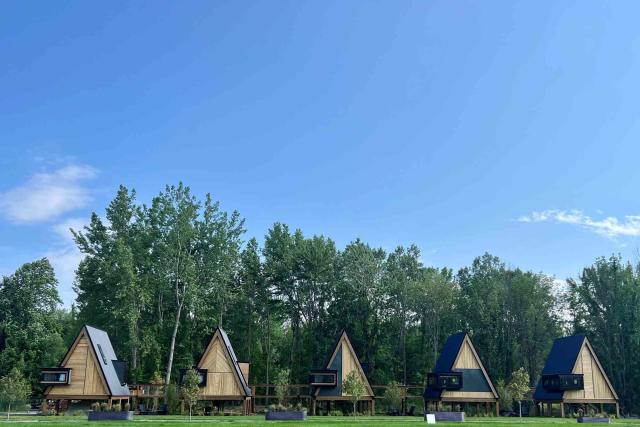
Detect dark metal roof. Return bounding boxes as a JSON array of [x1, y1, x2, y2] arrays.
[[434, 332, 467, 373], [533, 335, 585, 401], [423, 332, 495, 400], [424, 332, 466, 400], [84, 325, 130, 397]]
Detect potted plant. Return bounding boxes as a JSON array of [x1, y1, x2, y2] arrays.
[[88, 401, 134, 421], [265, 369, 307, 421]]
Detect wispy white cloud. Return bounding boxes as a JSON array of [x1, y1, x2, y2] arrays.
[[52, 217, 89, 243], [48, 216, 93, 306], [518, 209, 640, 239], [0, 164, 98, 223]]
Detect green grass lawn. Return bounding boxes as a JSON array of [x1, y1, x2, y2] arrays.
[[1, 416, 640, 426]]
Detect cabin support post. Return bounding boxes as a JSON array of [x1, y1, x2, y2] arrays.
[[496, 401, 500, 416], [616, 402, 620, 418], [371, 399, 375, 415], [560, 403, 565, 418]]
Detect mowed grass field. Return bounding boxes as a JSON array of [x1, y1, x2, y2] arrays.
[[1, 416, 640, 426]]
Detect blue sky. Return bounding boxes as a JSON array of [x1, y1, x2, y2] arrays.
[[2, 1, 640, 305]]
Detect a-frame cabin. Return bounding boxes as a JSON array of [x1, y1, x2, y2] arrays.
[[41, 325, 129, 411], [533, 335, 619, 417], [182, 327, 252, 415], [310, 330, 374, 415], [423, 332, 499, 415]]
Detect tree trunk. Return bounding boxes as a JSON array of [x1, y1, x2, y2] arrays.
[[7, 403, 10, 421], [165, 300, 184, 385], [519, 400, 522, 417]]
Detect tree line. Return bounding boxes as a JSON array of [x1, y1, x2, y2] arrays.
[[0, 183, 639, 413]]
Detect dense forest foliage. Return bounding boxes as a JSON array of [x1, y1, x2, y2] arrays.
[[1, 184, 639, 413]]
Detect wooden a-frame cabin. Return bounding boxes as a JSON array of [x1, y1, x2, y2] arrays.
[[533, 335, 619, 417], [423, 332, 499, 415], [309, 330, 375, 415], [41, 325, 130, 411], [181, 327, 252, 415]]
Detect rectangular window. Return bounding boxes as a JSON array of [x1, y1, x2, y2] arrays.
[[542, 374, 583, 391], [40, 369, 71, 385], [427, 372, 463, 390], [309, 370, 337, 387], [97, 344, 108, 365]]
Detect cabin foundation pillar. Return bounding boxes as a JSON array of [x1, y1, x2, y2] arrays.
[[560, 403, 565, 418]]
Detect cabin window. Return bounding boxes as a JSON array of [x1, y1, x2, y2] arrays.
[[97, 344, 108, 365], [427, 372, 463, 390], [40, 368, 71, 385], [542, 374, 584, 391], [309, 370, 337, 387], [179, 368, 207, 386]]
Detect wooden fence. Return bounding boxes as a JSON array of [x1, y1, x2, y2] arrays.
[[130, 383, 426, 414]]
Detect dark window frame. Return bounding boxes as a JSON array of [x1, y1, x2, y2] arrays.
[[40, 368, 72, 385], [309, 370, 338, 387], [427, 372, 464, 391], [542, 374, 584, 391]]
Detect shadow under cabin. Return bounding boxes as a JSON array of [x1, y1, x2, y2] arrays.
[[41, 325, 130, 413], [180, 327, 252, 415]]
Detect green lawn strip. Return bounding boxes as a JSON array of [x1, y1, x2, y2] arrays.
[[1, 416, 639, 426]]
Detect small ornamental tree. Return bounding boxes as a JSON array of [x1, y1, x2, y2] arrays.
[[507, 367, 530, 417], [0, 368, 31, 421], [180, 368, 201, 421], [274, 369, 290, 409], [343, 370, 366, 417], [383, 381, 402, 413]]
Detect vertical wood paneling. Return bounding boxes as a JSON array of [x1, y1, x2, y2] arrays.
[[199, 335, 242, 396], [47, 333, 108, 397]]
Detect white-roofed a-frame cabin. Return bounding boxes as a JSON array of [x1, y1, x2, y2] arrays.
[[41, 325, 130, 412]]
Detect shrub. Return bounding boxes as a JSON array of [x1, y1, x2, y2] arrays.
[[112, 403, 121, 412], [90, 402, 100, 412], [274, 369, 290, 408]]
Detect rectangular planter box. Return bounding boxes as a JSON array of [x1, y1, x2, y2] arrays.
[[427, 411, 465, 422], [88, 411, 134, 421], [265, 410, 307, 421], [577, 417, 610, 424]]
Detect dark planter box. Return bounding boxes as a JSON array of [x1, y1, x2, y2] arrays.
[[88, 411, 134, 421], [427, 411, 465, 422], [577, 417, 610, 424], [265, 410, 307, 421]]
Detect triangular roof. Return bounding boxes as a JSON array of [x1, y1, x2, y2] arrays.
[[197, 327, 251, 396], [533, 335, 618, 402], [314, 330, 374, 397], [424, 332, 498, 400], [49, 325, 129, 397]]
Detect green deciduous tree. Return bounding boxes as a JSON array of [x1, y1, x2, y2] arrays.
[[0, 259, 65, 392], [180, 368, 201, 421], [343, 370, 366, 417], [507, 367, 530, 417], [0, 368, 31, 420]]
